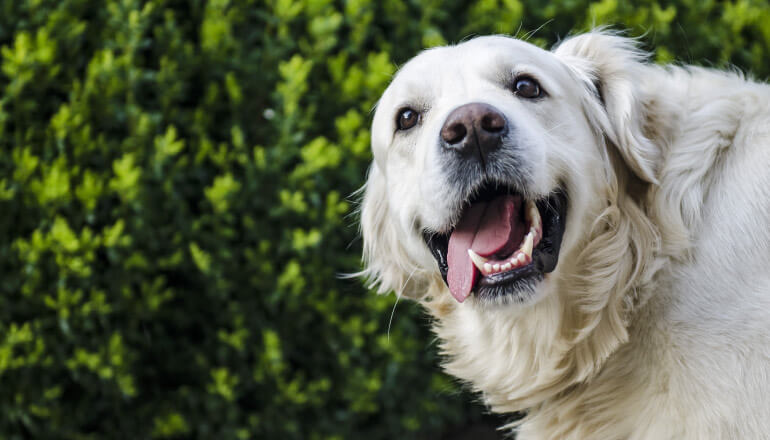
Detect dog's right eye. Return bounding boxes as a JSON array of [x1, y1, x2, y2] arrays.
[[396, 108, 420, 130]]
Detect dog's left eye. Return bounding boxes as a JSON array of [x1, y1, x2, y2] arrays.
[[513, 77, 542, 99], [396, 108, 420, 130]]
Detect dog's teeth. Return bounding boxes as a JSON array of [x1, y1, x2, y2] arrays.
[[520, 231, 534, 258], [525, 199, 542, 238], [468, 226, 537, 276], [530, 204, 541, 229], [468, 249, 489, 271]]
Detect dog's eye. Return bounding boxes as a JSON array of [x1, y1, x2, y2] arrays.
[[513, 77, 542, 99], [396, 108, 420, 130]]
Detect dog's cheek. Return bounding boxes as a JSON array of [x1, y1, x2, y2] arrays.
[[361, 165, 424, 296]]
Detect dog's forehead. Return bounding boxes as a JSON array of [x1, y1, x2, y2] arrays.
[[389, 37, 557, 93]]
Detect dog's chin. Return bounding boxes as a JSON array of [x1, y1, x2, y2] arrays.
[[424, 184, 568, 306], [474, 262, 544, 306]]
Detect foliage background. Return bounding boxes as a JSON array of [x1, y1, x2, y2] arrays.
[[1, 0, 770, 438]]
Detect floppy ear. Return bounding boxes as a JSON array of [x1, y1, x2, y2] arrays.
[[554, 31, 661, 184], [359, 164, 429, 299]]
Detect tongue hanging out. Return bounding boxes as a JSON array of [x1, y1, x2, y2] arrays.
[[446, 194, 542, 302]]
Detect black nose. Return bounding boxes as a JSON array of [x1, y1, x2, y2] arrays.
[[440, 103, 507, 163]]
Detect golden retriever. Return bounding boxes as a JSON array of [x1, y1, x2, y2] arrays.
[[360, 31, 770, 439]]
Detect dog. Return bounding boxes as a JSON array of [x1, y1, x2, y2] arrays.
[[359, 31, 770, 439]]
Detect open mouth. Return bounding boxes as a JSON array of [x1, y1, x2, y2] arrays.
[[424, 182, 568, 303]]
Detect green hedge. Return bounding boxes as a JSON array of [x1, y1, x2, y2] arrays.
[[2, 1, 770, 439]]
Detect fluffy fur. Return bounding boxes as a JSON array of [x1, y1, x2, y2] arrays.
[[360, 31, 770, 439]]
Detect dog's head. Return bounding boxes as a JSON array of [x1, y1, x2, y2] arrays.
[[362, 32, 659, 304]]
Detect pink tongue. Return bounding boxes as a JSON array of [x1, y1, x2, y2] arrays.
[[446, 195, 521, 302]]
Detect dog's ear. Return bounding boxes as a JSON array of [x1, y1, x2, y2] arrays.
[[554, 31, 660, 184], [359, 164, 428, 299]]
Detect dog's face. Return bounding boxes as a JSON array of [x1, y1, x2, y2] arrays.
[[362, 34, 658, 309]]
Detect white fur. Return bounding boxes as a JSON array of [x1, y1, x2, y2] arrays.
[[360, 31, 770, 439]]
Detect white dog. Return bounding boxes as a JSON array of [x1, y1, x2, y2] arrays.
[[359, 31, 770, 439]]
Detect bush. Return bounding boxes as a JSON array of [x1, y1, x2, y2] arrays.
[[1, 0, 769, 438]]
